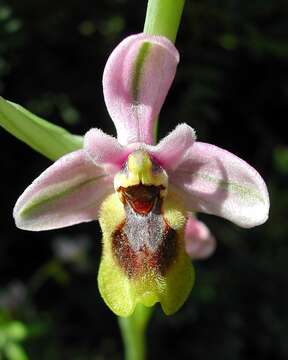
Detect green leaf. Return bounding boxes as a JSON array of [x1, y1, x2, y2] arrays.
[[0, 96, 83, 161]]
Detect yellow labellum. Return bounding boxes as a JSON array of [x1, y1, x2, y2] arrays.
[[98, 191, 194, 317]]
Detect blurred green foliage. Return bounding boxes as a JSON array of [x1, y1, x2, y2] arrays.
[[0, 315, 28, 360], [0, 0, 288, 359]]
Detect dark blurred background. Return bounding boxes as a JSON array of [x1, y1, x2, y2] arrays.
[[0, 0, 288, 359]]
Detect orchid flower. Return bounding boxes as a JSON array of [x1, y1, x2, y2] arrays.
[[13, 33, 269, 317]]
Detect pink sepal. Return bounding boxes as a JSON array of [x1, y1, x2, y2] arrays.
[[13, 150, 113, 231], [184, 214, 216, 260], [171, 142, 269, 228], [103, 33, 179, 145]]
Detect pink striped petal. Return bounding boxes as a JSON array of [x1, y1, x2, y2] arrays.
[[184, 215, 216, 260], [103, 33, 179, 145], [84, 128, 130, 173], [170, 142, 269, 228], [149, 124, 196, 170], [14, 150, 113, 231]]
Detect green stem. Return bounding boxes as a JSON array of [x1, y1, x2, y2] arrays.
[[118, 305, 153, 360], [144, 0, 186, 43]]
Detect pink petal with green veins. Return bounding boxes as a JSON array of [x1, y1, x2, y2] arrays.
[[170, 142, 269, 228], [103, 33, 179, 146], [184, 214, 216, 260], [13, 150, 113, 231], [148, 123, 196, 170]]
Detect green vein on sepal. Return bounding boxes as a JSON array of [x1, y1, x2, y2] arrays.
[[199, 173, 265, 204], [132, 42, 151, 102], [20, 175, 106, 218], [0, 96, 83, 161]]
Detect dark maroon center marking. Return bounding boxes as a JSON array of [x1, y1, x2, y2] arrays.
[[112, 222, 177, 278], [112, 184, 178, 278]]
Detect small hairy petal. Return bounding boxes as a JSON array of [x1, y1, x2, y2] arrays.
[[149, 123, 196, 170], [170, 142, 270, 228], [14, 150, 113, 231], [184, 215, 216, 260], [84, 128, 130, 172], [103, 33, 179, 145]]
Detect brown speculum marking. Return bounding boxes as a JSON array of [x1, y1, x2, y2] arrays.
[[112, 184, 178, 278]]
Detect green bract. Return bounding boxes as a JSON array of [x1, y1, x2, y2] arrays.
[[0, 97, 83, 161]]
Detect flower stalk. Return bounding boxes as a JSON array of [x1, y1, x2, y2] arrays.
[[118, 305, 153, 360], [144, 0, 185, 43]]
